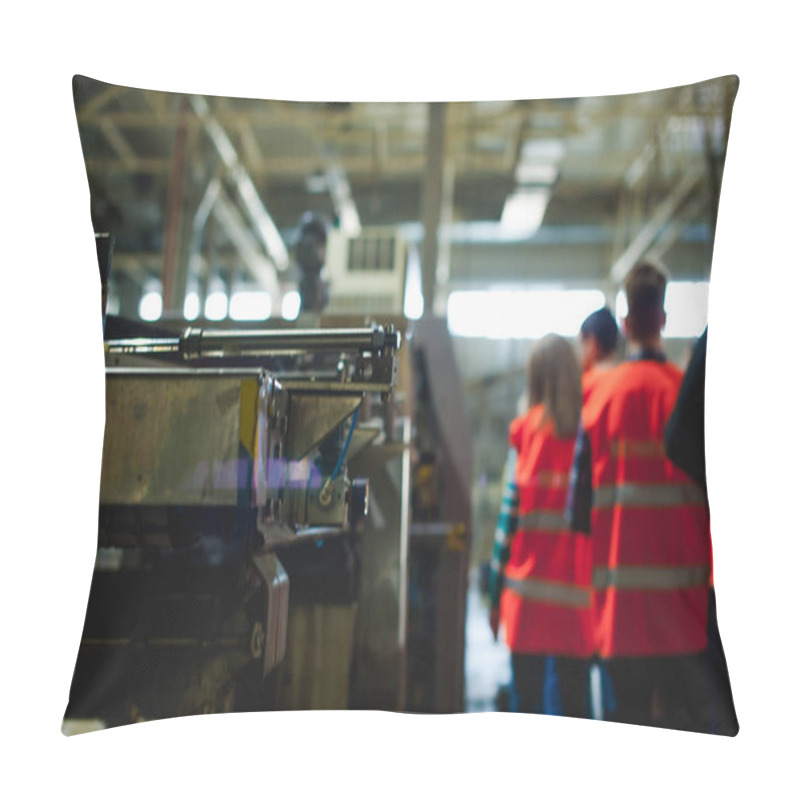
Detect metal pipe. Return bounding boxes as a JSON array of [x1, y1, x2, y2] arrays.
[[105, 325, 401, 360], [104, 337, 181, 356], [182, 327, 398, 357]]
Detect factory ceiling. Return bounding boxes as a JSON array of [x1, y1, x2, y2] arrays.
[[73, 75, 737, 296]]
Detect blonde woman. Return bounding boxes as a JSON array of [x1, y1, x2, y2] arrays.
[[489, 334, 592, 717]]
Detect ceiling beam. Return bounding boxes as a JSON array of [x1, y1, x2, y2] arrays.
[[325, 160, 361, 235], [240, 127, 264, 173], [212, 190, 282, 296], [647, 191, 709, 263], [188, 178, 222, 279], [503, 107, 529, 173], [99, 120, 138, 168], [81, 150, 649, 182], [190, 94, 289, 271], [76, 102, 732, 134], [78, 85, 124, 120], [141, 89, 171, 116], [609, 173, 701, 283]]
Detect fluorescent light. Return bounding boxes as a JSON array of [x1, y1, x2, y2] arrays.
[[616, 282, 709, 338], [204, 289, 228, 321], [521, 139, 566, 161], [447, 289, 605, 339], [138, 282, 163, 321], [281, 290, 301, 321], [514, 163, 558, 185], [501, 188, 549, 235], [229, 290, 272, 321], [183, 291, 200, 321]]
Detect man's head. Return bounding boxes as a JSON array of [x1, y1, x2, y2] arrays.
[[623, 261, 668, 345], [579, 307, 619, 371]]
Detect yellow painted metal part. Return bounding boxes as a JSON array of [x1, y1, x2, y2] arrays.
[[238, 377, 260, 459]]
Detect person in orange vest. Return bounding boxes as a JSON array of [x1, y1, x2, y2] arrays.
[[570, 262, 717, 732], [488, 334, 593, 718], [579, 306, 619, 403]]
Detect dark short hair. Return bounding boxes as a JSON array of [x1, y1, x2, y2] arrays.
[[624, 262, 667, 340], [579, 307, 619, 356]]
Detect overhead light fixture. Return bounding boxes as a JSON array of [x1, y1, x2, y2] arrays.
[[501, 187, 550, 235]]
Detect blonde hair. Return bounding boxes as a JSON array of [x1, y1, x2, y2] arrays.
[[527, 334, 582, 439]]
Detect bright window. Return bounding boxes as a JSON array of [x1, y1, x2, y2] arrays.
[[447, 288, 606, 339], [138, 282, 163, 321], [664, 281, 709, 338], [183, 291, 200, 321], [281, 290, 301, 321], [229, 291, 272, 321], [204, 289, 228, 321]]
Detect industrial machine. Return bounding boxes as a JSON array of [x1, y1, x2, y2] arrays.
[[65, 324, 401, 725], [68, 220, 471, 725]]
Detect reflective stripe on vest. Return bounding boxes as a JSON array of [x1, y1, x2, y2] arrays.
[[523, 470, 570, 489], [609, 439, 666, 459], [517, 510, 569, 532], [593, 482, 707, 509], [593, 564, 711, 591], [505, 576, 591, 608]]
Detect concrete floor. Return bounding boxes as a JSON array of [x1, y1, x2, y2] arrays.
[[463, 570, 512, 712]]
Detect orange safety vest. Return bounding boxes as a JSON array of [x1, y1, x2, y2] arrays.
[[500, 404, 593, 657], [582, 359, 711, 658], [582, 364, 614, 405]]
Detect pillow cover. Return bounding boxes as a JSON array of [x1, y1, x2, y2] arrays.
[[65, 74, 738, 735]]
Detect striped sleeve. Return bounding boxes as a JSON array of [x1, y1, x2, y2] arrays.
[[489, 448, 520, 608]]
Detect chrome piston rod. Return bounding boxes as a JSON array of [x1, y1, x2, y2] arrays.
[[105, 325, 401, 360]]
